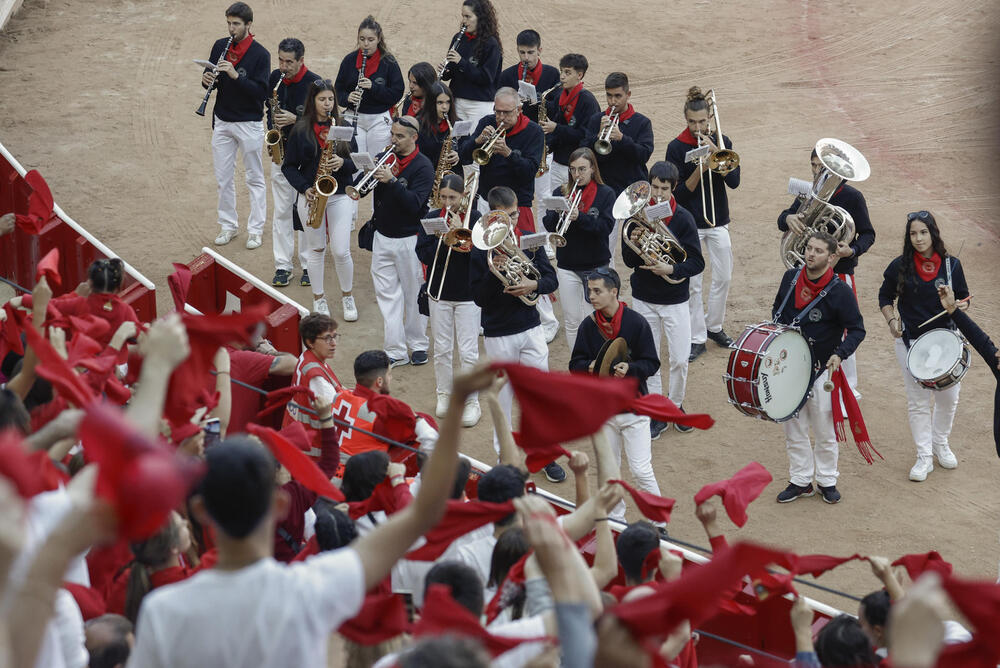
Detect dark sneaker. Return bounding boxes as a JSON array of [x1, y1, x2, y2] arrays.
[[271, 269, 291, 287], [389, 357, 409, 369], [674, 405, 694, 433], [543, 462, 566, 483], [776, 482, 815, 503], [818, 485, 841, 504], [688, 342, 706, 362], [707, 329, 734, 348], [650, 419, 668, 440], [410, 350, 429, 366], [300, 269, 311, 287]]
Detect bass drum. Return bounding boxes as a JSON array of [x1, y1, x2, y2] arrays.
[[906, 328, 971, 390], [725, 322, 813, 422]]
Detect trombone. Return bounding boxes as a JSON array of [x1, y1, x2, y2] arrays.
[[346, 145, 397, 200], [594, 109, 619, 155], [472, 126, 507, 166], [705, 90, 739, 175], [427, 171, 479, 301], [471, 210, 541, 306], [548, 177, 582, 248]]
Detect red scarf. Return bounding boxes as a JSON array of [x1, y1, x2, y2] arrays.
[[831, 368, 881, 464], [517, 59, 543, 84], [408, 95, 423, 116], [437, 119, 449, 133], [648, 196, 677, 223], [355, 48, 380, 78], [558, 82, 583, 122], [505, 112, 530, 137], [593, 301, 627, 340], [226, 33, 254, 65], [312, 121, 331, 148], [465, 32, 477, 41], [283, 63, 307, 85], [914, 251, 941, 281], [793, 266, 834, 309], [393, 145, 420, 173], [575, 179, 598, 212], [676, 127, 699, 146], [609, 103, 636, 121]]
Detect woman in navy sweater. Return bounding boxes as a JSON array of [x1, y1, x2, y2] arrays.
[[335, 15, 404, 158], [399, 61, 437, 118], [440, 0, 502, 125], [878, 211, 970, 482], [416, 82, 460, 190]]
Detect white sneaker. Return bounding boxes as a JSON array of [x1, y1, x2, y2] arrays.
[[214, 229, 237, 246], [461, 399, 481, 428], [342, 295, 358, 322], [543, 323, 560, 343], [933, 445, 958, 469], [312, 297, 330, 316], [435, 393, 450, 418], [246, 234, 262, 250], [908, 457, 934, 482]]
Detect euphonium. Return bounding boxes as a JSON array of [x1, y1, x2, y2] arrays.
[[307, 128, 339, 229], [472, 126, 506, 166], [429, 119, 454, 208], [265, 75, 285, 166], [535, 84, 560, 177], [594, 109, 619, 155], [616, 181, 688, 285], [472, 210, 541, 306], [548, 177, 582, 248], [346, 146, 397, 200]]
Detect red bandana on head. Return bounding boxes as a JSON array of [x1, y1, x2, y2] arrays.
[[609, 103, 635, 121], [914, 251, 942, 281], [794, 266, 834, 309], [283, 63, 307, 85], [593, 301, 627, 340], [355, 48, 380, 78], [226, 33, 254, 66], [504, 112, 530, 137], [558, 82, 583, 121], [518, 60, 543, 84], [676, 127, 699, 146], [313, 121, 331, 148]]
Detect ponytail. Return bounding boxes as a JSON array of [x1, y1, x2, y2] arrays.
[[123, 518, 180, 623], [88, 258, 124, 293], [684, 86, 708, 115]]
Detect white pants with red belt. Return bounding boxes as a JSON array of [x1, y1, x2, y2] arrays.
[[270, 163, 308, 273], [782, 375, 839, 488], [602, 413, 660, 522], [894, 338, 961, 460], [633, 299, 691, 407], [297, 194, 355, 294], [372, 231, 428, 360], [212, 118, 266, 235], [483, 326, 548, 455], [689, 226, 733, 343]]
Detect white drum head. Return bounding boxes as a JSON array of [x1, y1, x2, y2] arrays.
[[908, 329, 963, 380], [758, 330, 812, 420]]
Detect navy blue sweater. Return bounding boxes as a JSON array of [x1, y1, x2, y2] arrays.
[[280, 124, 357, 196], [441, 34, 502, 102], [469, 245, 557, 337], [540, 184, 615, 271], [497, 63, 560, 123], [665, 134, 740, 229], [415, 208, 482, 302], [949, 309, 999, 457], [417, 125, 460, 180], [581, 110, 654, 195], [621, 203, 705, 305], [772, 268, 866, 375], [777, 184, 875, 275], [545, 88, 600, 166], [458, 115, 544, 208], [569, 305, 660, 396], [334, 51, 404, 115], [878, 255, 969, 346], [266, 69, 322, 139], [204, 37, 270, 123], [370, 150, 434, 238]]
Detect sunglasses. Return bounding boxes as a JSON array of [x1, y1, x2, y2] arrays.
[[313, 78, 334, 88], [587, 267, 620, 288], [907, 210, 931, 222]]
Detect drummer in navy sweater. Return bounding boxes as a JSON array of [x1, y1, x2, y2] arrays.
[[441, 0, 503, 125], [541, 53, 599, 195], [772, 231, 865, 506], [878, 211, 969, 482], [621, 162, 705, 440], [202, 2, 270, 250], [581, 72, 654, 196]]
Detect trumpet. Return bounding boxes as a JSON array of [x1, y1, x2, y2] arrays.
[[616, 181, 687, 284], [472, 210, 541, 306], [264, 75, 286, 166], [594, 109, 619, 155], [472, 126, 507, 166], [427, 172, 480, 302], [346, 146, 397, 200], [548, 178, 582, 248], [437, 25, 467, 78], [196, 35, 233, 116]]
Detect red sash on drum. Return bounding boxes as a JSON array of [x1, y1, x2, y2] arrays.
[[831, 368, 881, 464]]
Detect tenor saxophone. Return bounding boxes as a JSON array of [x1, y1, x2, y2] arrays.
[[265, 75, 285, 165], [429, 120, 453, 208], [535, 84, 560, 177], [307, 130, 338, 229]]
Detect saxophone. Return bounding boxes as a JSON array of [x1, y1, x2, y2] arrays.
[[265, 76, 285, 165], [535, 84, 560, 177], [429, 119, 453, 208], [307, 129, 338, 229]]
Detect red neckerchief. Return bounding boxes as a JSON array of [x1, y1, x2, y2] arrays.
[[393, 145, 420, 173], [283, 63, 307, 85], [408, 96, 423, 116], [465, 32, 478, 41], [518, 60, 543, 84], [794, 266, 835, 309], [576, 180, 598, 212], [594, 301, 627, 340], [355, 48, 380, 78], [313, 120, 331, 148], [914, 251, 941, 281], [676, 127, 699, 146], [649, 195, 677, 223], [831, 368, 881, 465], [437, 119, 449, 133], [226, 33, 254, 65], [505, 113, 530, 137], [609, 104, 635, 121], [558, 82, 584, 121]]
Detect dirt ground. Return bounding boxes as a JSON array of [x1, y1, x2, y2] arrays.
[[2, 0, 999, 613]]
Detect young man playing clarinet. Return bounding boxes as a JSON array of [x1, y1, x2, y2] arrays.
[[541, 53, 599, 195], [581, 72, 654, 197], [771, 231, 865, 505], [267, 38, 321, 288]]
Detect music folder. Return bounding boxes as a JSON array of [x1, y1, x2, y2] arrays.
[[350, 153, 377, 171], [542, 196, 570, 212], [519, 232, 548, 251], [685, 145, 711, 163]]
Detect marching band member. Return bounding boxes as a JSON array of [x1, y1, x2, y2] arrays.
[[267, 38, 321, 289], [581, 72, 654, 196], [772, 231, 865, 505], [666, 87, 740, 362], [335, 15, 404, 158], [569, 268, 664, 526], [370, 116, 434, 368], [778, 147, 876, 394], [400, 61, 438, 118], [202, 2, 270, 250], [415, 173, 482, 426], [441, 0, 503, 125], [878, 211, 969, 482], [283, 313, 344, 459], [469, 186, 563, 481], [540, 147, 615, 350], [416, 82, 460, 180], [280, 80, 358, 320], [621, 162, 705, 440], [541, 53, 599, 195]]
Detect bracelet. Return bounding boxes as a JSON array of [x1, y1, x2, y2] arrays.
[[319, 416, 334, 423], [888, 318, 897, 325]]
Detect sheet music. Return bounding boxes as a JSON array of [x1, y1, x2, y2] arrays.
[[518, 80, 538, 104], [421, 217, 450, 235], [519, 232, 549, 250], [787, 177, 812, 197], [685, 145, 711, 163], [329, 126, 355, 142], [350, 153, 377, 171], [193, 59, 216, 69], [542, 196, 570, 212], [453, 120, 475, 137], [645, 200, 674, 220]]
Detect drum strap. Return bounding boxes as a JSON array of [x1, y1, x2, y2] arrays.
[[944, 254, 952, 288], [773, 267, 840, 327]]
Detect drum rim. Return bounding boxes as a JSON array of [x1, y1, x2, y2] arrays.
[[726, 322, 812, 422]]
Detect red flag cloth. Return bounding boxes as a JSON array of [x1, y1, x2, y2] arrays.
[[693, 462, 773, 528], [13, 170, 54, 234], [278, 421, 312, 453], [369, 394, 420, 445], [346, 479, 412, 519], [610, 479, 675, 523], [256, 385, 315, 421], [937, 641, 998, 668], [246, 424, 344, 502], [405, 499, 515, 561], [166, 263, 192, 313], [831, 368, 881, 464], [291, 536, 319, 562], [0, 430, 50, 497], [940, 575, 1000, 662], [1, 303, 26, 356], [892, 551, 953, 580], [790, 553, 867, 578], [484, 552, 530, 624], [338, 592, 411, 645], [628, 393, 715, 430], [35, 248, 62, 291], [22, 316, 97, 407], [514, 434, 572, 473], [62, 582, 107, 621]]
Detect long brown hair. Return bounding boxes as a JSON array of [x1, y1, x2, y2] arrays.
[[462, 0, 502, 62], [124, 517, 180, 623], [895, 211, 949, 300], [564, 147, 604, 194], [292, 80, 349, 157], [358, 15, 392, 59]]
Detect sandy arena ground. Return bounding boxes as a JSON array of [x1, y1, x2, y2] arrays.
[[2, 0, 999, 615]]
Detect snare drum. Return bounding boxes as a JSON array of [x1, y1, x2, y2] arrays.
[[725, 322, 813, 422], [906, 328, 971, 390]]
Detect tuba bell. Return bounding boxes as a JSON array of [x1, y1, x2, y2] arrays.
[[472, 210, 541, 305], [617, 181, 688, 284]]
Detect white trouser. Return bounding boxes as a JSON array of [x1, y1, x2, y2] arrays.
[[556, 267, 595, 351], [484, 326, 549, 454], [633, 299, 691, 406], [212, 118, 266, 234], [549, 161, 569, 194], [454, 98, 495, 126], [297, 194, 355, 295], [602, 413, 659, 522], [782, 375, 838, 487], [894, 338, 961, 459], [353, 111, 393, 160], [533, 155, 552, 224], [372, 231, 429, 359], [429, 299, 481, 398], [271, 164, 308, 272], [537, 295, 558, 336], [689, 226, 733, 343]]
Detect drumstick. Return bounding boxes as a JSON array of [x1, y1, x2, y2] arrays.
[[823, 368, 834, 392], [918, 295, 973, 328]]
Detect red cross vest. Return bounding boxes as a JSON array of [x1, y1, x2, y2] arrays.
[[282, 350, 342, 458], [333, 389, 388, 456]]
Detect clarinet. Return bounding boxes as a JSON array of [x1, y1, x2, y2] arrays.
[[349, 50, 368, 141], [196, 35, 234, 116]]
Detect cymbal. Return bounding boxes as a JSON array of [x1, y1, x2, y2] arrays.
[[595, 337, 630, 376]]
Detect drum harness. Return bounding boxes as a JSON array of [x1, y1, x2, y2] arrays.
[[772, 266, 840, 378]]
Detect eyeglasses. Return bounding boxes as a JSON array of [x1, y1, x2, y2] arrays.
[[493, 107, 518, 117], [907, 210, 931, 222], [317, 333, 340, 343]]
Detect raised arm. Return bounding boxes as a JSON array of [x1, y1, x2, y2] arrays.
[[126, 314, 190, 438]]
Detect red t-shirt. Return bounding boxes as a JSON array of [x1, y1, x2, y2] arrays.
[[87, 539, 134, 596], [227, 349, 276, 434], [105, 564, 194, 615]]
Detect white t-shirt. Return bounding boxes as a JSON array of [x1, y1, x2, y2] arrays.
[[455, 530, 497, 590], [127, 548, 365, 668]]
